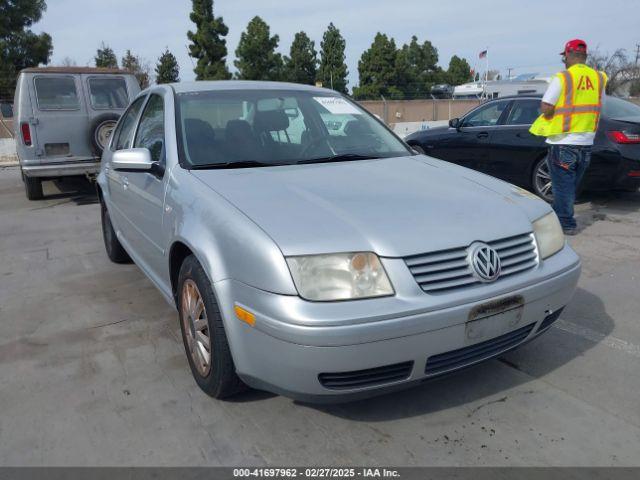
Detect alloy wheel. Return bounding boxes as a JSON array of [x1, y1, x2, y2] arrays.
[[181, 279, 212, 377], [534, 159, 554, 202]]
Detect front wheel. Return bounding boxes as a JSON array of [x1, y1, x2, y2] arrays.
[[411, 144, 426, 155], [177, 255, 246, 399], [532, 157, 554, 203]]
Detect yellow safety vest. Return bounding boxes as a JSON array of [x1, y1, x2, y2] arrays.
[[530, 64, 607, 137]]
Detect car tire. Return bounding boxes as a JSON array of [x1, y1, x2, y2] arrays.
[[100, 201, 132, 263], [23, 174, 44, 200], [90, 113, 120, 155], [532, 156, 554, 203], [177, 255, 247, 399]]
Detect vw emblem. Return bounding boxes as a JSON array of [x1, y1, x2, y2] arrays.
[[469, 243, 501, 282]]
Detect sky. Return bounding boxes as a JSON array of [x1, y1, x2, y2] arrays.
[[32, 0, 639, 89]]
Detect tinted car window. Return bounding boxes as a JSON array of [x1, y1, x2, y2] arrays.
[[113, 96, 145, 151], [603, 96, 640, 118], [505, 99, 541, 125], [134, 94, 164, 164], [88, 77, 129, 109], [462, 101, 509, 127], [34, 76, 79, 110], [0, 102, 13, 118]]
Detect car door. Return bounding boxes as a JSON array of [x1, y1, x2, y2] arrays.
[[435, 100, 511, 170], [118, 92, 167, 280], [105, 95, 147, 238], [486, 98, 547, 185]]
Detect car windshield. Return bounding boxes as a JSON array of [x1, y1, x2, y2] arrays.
[[603, 96, 640, 119], [176, 89, 411, 168]]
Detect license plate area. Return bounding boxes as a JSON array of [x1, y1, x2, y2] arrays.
[[465, 295, 525, 345]]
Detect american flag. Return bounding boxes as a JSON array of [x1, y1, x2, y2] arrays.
[[479, 50, 488, 59]]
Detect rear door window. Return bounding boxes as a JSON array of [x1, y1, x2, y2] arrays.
[[112, 96, 146, 151], [34, 76, 80, 110], [505, 99, 541, 125], [88, 77, 129, 110]]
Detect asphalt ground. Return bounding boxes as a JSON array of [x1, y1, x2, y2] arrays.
[[0, 166, 639, 466]]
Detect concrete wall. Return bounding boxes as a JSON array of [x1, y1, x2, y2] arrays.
[[359, 99, 482, 124], [359, 97, 640, 125]]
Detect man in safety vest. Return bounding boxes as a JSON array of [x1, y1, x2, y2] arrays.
[[530, 39, 607, 235]]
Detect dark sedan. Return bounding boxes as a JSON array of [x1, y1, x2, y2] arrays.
[[405, 95, 640, 201]]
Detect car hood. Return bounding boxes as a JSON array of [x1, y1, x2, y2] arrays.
[[191, 156, 550, 257]]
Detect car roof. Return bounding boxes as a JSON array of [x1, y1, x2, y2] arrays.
[[20, 67, 131, 75], [487, 94, 543, 101], [170, 80, 337, 95]]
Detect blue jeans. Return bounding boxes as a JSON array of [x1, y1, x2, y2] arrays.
[[547, 144, 592, 230]]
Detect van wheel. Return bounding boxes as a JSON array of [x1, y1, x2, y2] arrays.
[[100, 202, 131, 263], [24, 175, 44, 200], [177, 255, 247, 399], [90, 113, 120, 155], [411, 144, 426, 154]]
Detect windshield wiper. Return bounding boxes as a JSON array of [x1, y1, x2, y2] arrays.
[[296, 153, 381, 165], [190, 160, 289, 170]]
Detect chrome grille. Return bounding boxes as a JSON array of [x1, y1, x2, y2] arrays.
[[405, 233, 538, 294]]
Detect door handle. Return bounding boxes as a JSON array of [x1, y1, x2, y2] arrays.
[[123, 177, 129, 190], [476, 132, 489, 139]]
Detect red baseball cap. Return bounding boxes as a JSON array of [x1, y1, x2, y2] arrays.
[[560, 39, 588, 55]]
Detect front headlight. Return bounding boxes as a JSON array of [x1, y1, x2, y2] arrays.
[[532, 212, 565, 259], [286, 252, 394, 301]]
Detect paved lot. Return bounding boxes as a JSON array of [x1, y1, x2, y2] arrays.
[[0, 166, 639, 466]]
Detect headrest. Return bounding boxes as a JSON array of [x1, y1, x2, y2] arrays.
[[184, 118, 215, 141], [226, 119, 253, 138], [254, 110, 289, 132]]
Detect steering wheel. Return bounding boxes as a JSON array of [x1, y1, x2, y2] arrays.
[[299, 136, 334, 158]]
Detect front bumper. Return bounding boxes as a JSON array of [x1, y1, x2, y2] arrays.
[[214, 246, 581, 402], [21, 160, 101, 178]]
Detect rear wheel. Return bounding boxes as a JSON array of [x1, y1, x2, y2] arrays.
[[177, 255, 246, 399], [23, 174, 43, 200], [532, 156, 554, 203], [100, 201, 131, 263]]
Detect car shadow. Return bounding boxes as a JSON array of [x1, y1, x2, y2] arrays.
[[42, 176, 98, 205], [292, 287, 612, 421]]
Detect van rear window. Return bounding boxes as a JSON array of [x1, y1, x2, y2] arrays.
[[88, 77, 129, 109], [34, 76, 79, 110]]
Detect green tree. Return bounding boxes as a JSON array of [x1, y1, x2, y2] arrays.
[[95, 42, 118, 68], [122, 49, 150, 88], [234, 16, 284, 81], [187, 0, 231, 80], [353, 33, 403, 100], [445, 55, 472, 85], [0, 0, 53, 99], [284, 31, 317, 85], [155, 48, 180, 84], [317, 23, 348, 94], [396, 35, 441, 98]]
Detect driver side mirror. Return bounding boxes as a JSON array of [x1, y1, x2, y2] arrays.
[[112, 148, 153, 172], [449, 117, 462, 130]]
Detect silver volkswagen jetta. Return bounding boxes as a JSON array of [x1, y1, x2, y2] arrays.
[[97, 81, 580, 402]]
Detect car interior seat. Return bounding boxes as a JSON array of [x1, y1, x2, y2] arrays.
[[184, 118, 219, 165]]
